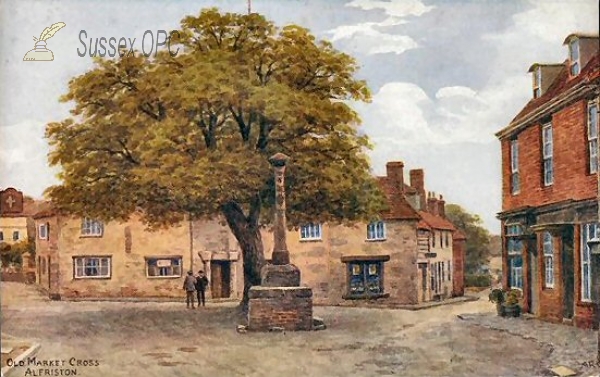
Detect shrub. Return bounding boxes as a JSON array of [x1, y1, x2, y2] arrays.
[[465, 273, 492, 288]]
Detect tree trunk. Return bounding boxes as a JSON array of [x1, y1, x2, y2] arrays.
[[221, 201, 265, 312]]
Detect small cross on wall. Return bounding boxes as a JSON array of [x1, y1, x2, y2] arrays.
[[5, 195, 15, 208]]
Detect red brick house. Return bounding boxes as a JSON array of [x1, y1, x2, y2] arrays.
[[496, 33, 599, 328]]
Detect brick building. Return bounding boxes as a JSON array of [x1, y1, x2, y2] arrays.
[[496, 33, 599, 328], [33, 161, 465, 305], [0, 188, 36, 245], [0, 187, 40, 274]]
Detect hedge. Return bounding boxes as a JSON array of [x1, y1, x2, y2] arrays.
[[465, 274, 492, 288]]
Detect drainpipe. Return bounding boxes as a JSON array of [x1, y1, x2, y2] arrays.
[[595, 93, 600, 364], [589, 91, 600, 363]]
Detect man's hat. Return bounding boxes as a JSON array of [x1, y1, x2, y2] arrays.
[[188, 270, 193, 275]]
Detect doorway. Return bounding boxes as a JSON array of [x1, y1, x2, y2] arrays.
[[418, 263, 427, 302], [562, 227, 574, 319], [210, 261, 231, 299], [528, 243, 538, 315]]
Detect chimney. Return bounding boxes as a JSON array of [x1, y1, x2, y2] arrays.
[[427, 191, 438, 216], [409, 169, 425, 211], [386, 161, 404, 193], [437, 194, 446, 218]]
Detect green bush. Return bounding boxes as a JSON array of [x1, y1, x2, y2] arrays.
[[465, 274, 492, 288]]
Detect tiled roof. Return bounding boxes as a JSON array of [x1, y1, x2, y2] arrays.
[[509, 54, 600, 127], [376, 177, 420, 221], [32, 201, 57, 219], [417, 211, 456, 231], [417, 219, 431, 230]]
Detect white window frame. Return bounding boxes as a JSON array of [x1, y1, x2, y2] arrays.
[[366, 221, 386, 241], [581, 223, 598, 302], [569, 39, 580, 76], [39, 224, 48, 240], [81, 217, 103, 237], [145, 257, 183, 278], [300, 223, 322, 241], [542, 123, 553, 186], [510, 138, 520, 194], [73, 256, 111, 279], [506, 224, 524, 289], [447, 260, 452, 281], [589, 102, 599, 174], [12, 231, 19, 241], [533, 67, 542, 98], [543, 232, 554, 288]]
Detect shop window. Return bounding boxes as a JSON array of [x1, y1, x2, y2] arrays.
[[341, 255, 390, 299]]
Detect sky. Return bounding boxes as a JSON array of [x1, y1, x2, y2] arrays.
[[0, 0, 598, 233]]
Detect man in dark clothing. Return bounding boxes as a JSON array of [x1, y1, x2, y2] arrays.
[[195, 270, 209, 307], [183, 270, 196, 309]]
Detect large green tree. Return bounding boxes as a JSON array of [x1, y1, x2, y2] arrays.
[[46, 9, 385, 307], [445, 204, 492, 274]]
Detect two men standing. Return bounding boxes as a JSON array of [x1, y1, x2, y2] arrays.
[[182, 270, 209, 309]]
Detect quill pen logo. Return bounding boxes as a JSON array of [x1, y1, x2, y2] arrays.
[[23, 22, 66, 61]]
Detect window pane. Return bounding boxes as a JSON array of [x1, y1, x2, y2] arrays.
[[589, 105, 598, 138], [570, 41, 579, 60], [544, 159, 553, 185]]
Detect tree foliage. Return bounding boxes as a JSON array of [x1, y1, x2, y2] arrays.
[[0, 240, 35, 268], [445, 204, 491, 274], [45, 9, 386, 305]]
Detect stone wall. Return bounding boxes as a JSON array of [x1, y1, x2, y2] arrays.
[[247, 286, 313, 331], [263, 220, 420, 305], [54, 215, 191, 299]]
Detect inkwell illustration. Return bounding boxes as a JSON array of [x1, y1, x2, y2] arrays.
[[23, 22, 66, 61]]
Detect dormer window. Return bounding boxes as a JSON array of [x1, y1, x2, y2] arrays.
[[533, 67, 542, 98], [569, 39, 580, 76]]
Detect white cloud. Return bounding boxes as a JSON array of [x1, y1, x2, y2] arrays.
[[366, 31, 418, 55], [346, 0, 435, 18], [435, 86, 478, 100], [328, 19, 417, 55], [329, 17, 406, 41], [327, 0, 433, 55]]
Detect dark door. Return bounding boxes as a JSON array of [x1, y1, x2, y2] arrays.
[[210, 261, 231, 299], [418, 263, 427, 302], [528, 245, 538, 315], [562, 228, 575, 319], [48, 256, 51, 290]]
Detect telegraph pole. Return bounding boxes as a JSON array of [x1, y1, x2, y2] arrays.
[[248, 0, 251, 14]]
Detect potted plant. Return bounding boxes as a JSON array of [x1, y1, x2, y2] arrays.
[[488, 288, 505, 316], [503, 289, 522, 318]]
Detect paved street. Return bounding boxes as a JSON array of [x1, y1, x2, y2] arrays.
[[0, 282, 597, 377]]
